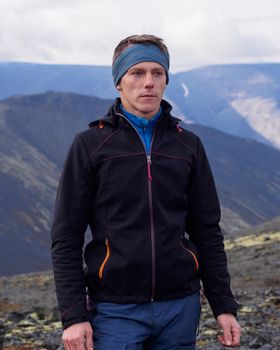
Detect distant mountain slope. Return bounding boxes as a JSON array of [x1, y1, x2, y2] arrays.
[[0, 92, 112, 275], [2, 91, 112, 165], [0, 62, 116, 101], [174, 64, 280, 149], [246, 215, 280, 235], [1, 62, 280, 150], [186, 123, 280, 234], [1, 91, 280, 275], [0, 114, 58, 275]]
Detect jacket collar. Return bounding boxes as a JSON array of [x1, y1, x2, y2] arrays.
[[89, 97, 181, 128]]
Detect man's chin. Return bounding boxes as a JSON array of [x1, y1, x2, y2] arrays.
[[138, 103, 160, 115]]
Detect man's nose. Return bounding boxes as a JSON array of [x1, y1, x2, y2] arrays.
[[144, 73, 154, 87]]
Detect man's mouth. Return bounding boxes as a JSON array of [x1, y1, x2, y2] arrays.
[[140, 94, 156, 98]]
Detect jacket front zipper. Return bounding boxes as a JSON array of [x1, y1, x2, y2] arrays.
[[116, 112, 160, 301], [147, 154, 155, 301]]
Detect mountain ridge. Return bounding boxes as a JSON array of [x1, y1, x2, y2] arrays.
[[1, 62, 280, 150]]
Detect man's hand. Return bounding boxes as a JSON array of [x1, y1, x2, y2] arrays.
[[62, 321, 93, 350], [217, 313, 241, 347]]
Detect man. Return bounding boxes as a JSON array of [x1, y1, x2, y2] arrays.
[[51, 34, 241, 350]]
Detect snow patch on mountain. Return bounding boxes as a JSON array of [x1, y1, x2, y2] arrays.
[[180, 82, 189, 98], [163, 95, 193, 124], [231, 97, 280, 149]]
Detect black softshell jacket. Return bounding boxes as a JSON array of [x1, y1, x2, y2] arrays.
[[51, 99, 238, 329]]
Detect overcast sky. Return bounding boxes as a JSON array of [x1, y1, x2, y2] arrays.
[[1, 0, 280, 72]]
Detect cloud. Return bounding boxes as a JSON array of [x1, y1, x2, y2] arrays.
[[161, 5, 279, 70], [0, 0, 280, 71]]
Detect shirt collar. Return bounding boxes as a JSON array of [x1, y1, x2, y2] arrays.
[[120, 104, 162, 128]]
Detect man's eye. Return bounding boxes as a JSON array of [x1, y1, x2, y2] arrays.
[[132, 71, 142, 76]]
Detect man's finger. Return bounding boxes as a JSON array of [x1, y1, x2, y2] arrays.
[[223, 324, 233, 346], [63, 338, 72, 350], [231, 323, 241, 346], [64, 338, 77, 350], [85, 329, 94, 350], [218, 334, 232, 347], [75, 339, 87, 350]]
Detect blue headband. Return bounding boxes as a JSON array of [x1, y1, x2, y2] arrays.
[[112, 43, 169, 86]]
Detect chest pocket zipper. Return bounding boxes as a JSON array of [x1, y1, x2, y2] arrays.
[[98, 238, 111, 279], [180, 241, 199, 271]]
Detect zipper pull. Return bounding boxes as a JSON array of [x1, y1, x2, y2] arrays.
[[176, 124, 183, 133], [147, 155, 152, 181]]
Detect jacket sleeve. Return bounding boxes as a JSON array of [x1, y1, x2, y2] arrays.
[[186, 136, 238, 318], [51, 134, 94, 329]]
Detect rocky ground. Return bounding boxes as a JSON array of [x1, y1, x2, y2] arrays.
[[0, 231, 279, 350], [197, 231, 280, 350]]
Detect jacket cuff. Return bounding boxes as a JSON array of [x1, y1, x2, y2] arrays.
[[62, 315, 91, 330], [60, 299, 90, 329], [207, 295, 238, 319]]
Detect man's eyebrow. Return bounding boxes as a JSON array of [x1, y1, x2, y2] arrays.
[[152, 67, 164, 71], [129, 67, 164, 72], [129, 67, 145, 72]]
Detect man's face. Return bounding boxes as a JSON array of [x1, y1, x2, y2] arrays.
[[117, 62, 167, 119]]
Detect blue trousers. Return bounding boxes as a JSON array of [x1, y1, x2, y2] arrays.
[[90, 292, 201, 350]]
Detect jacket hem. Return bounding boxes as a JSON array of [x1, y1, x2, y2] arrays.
[[88, 287, 201, 304]]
